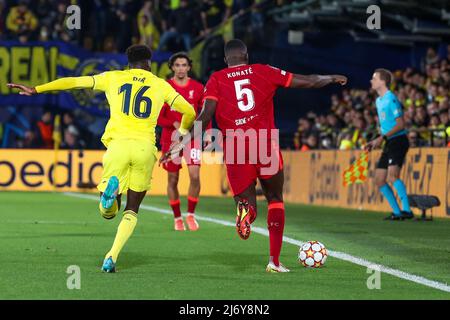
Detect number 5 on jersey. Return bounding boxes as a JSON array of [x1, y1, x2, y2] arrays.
[[234, 79, 255, 111], [119, 83, 152, 119]]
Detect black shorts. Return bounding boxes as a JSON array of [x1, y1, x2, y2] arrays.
[[377, 135, 409, 169]]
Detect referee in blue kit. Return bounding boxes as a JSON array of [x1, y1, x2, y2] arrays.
[[365, 68, 414, 221]]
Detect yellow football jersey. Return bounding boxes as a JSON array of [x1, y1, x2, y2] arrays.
[[92, 69, 182, 147]]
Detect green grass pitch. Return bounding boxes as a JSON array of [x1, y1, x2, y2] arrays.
[[0, 191, 449, 299]]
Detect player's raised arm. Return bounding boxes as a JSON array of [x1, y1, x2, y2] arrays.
[[289, 74, 347, 89], [7, 76, 96, 95]]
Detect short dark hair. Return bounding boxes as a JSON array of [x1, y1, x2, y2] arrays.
[[375, 68, 393, 87], [168, 52, 192, 69], [224, 39, 247, 56], [126, 44, 152, 64]]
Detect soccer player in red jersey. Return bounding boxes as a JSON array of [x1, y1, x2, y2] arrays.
[[161, 40, 347, 272], [158, 52, 206, 231]]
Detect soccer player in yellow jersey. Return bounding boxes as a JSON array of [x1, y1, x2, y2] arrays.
[[7, 45, 196, 273]]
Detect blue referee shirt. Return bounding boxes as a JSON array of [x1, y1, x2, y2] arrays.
[[375, 90, 407, 139]]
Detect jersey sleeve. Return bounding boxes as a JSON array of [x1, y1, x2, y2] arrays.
[[35, 76, 94, 93], [161, 81, 196, 134], [262, 64, 293, 88], [92, 72, 110, 92], [203, 74, 219, 102], [390, 95, 404, 119], [162, 81, 181, 108]]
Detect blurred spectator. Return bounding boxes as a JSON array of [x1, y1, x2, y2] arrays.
[[300, 134, 318, 151], [408, 130, 420, 148], [61, 124, 84, 149], [200, 0, 232, 36], [422, 47, 440, 71], [6, 0, 38, 42], [138, 0, 160, 50], [62, 111, 79, 133], [36, 110, 53, 149], [52, 1, 78, 43], [157, 0, 199, 51], [33, 0, 56, 42], [106, 0, 133, 52], [439, 109, 450, 127]]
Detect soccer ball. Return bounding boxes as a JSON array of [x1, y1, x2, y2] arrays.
[[298, 241, 328, 268]]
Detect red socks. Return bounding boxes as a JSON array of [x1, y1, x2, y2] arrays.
[[187, 196, 198, 214], [170, 197, 199, 218], [169, 199, 181, 218], [267, 201, 285, 266]]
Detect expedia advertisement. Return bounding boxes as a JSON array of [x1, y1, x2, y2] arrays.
[[0, 149, 224, 196], [0, 41, 172, 115], [282, 149, 450, 218], [1, 148, 448, 217]]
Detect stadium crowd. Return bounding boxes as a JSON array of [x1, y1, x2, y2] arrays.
[[1, 0, 449, 151], [0, 0, 269, 52], [0, 106, 107, 149], [0, 0, 273, 149], [294, 46, 450, 151]]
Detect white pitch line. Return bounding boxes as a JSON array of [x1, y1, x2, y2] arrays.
[[64, 192, 450, 293]]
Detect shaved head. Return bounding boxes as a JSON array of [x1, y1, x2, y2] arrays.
[[224, 39, 248, 66]]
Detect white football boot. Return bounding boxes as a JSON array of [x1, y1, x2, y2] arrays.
[[266, 261, 290, 273]]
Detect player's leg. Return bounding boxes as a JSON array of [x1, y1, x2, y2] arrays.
[[387, 165, 413, 219], [102, 140, 156, 272], [375, 146, 403, 220], [186, 164, 201, 231], [97, 140, 130, 220], [259, 169, 289, 273], [99, 192, 122, 220], [167, 170, 186, 231], [162, 141, 185, 230], [102, 188, 147, 272], [226, 161, 258, 240], [387, 136, 412, 218], [233, 181, 258, 240]]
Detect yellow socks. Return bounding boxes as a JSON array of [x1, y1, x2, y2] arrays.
[[105, 210, 138, 262], [99, 200, 118, 219]]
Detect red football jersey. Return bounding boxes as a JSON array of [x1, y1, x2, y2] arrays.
[[158, 78, 204, 146], [203, 64, 293, 133]]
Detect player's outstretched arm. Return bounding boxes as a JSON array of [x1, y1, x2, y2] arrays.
[[159, 99, 217, 165], [289, 74, 347, 89], [7, 76, 95, 95], [192, 99, 217, 137]]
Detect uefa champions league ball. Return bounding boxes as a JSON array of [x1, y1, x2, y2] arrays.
[[298, 241, 328, 268]]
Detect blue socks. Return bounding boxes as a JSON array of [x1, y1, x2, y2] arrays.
[[380, 184, 401, 215], [393, 179, 411, 213]]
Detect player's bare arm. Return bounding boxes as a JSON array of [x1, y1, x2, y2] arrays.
[[365, 116, 406, 151], [289, 74, 347, 88], [160, 99, 217, 165], [6, 83, 37, 95]]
